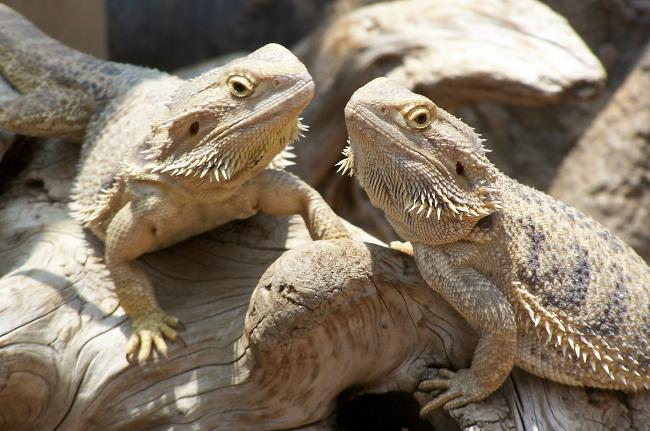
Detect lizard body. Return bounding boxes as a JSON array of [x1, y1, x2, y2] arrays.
[[0, 5, 350, 363], [341, 77, 649, 414]]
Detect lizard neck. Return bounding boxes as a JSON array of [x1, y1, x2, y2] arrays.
[[360, 156, 504, 246]]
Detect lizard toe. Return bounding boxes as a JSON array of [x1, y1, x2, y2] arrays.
[[419, 368, 485, 415], [420, 388, 463, 417], [444, 394, 479, 410], [418, 368, 456, 390], [161, 325, 178, 341], [125, 333, 141, 364], [163, 314, 180, 327], [137, 331, 153, 364], [419, 378, 451, 391], [129, 311, 182, 363], [152, 333, 169, 359]]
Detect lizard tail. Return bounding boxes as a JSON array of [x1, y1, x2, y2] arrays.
[[0, 4, 154, 141], [0, 5, 104, 93], [0, 5, 102, 140]]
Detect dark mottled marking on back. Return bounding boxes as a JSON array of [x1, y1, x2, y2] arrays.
[[590, 276, 626, 336], [516, 222, 545, 286], [572, 246, 591, 292], [608, 235, 625, 254], [101, 64, 122, 76], [541, 244, 590, 309]]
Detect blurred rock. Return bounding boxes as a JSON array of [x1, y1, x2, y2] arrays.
[[550, 43, 650, 262], [458, 0, 650, 193]]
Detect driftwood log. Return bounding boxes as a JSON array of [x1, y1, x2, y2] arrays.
[[288, 0, 607, 241], [1, 3, 648, 428], [1, 136, 649, 430]]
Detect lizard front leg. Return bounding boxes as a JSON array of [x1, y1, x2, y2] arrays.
[[414, 244, 516, 415], [105, 195, 181, 364], [250, 169, 351, 240]]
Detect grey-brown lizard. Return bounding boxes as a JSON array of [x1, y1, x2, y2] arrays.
[[0, 5, 350, 363], [340, 77, 649, 415]]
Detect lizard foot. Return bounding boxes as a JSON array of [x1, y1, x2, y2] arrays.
[[418, 368, 486, 416], [390, 240, 414, 256], [126, 311, 182, 364]]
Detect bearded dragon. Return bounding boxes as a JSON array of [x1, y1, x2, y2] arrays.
[[340, 77, 650, 415], [0, 5, 349, 363]]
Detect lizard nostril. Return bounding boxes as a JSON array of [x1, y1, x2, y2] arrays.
[[273, 78, 282, 88]]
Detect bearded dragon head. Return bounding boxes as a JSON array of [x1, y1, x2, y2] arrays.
[[342, 77, 502, 244], [143, 43, 314, 185]]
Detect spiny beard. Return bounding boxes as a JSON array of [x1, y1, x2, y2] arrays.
[[335, 140, 356, 176], [337, 140, 502, 221], [399, 180, 501, 221], [146, 117, 308, 182]]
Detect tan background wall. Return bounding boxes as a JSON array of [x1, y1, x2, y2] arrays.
[[2, 0, 107, 58]]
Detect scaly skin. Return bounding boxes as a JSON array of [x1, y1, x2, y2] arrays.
[[0, 5, 350, 363], [341, 77, 649, 415]]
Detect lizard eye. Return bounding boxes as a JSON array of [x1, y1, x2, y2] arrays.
[[405, 107, 433, 129], [228, 75, 255, 97]]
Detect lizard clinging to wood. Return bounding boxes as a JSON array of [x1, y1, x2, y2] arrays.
[[340, 77, 650, 415], [0, 5, 350, 363]]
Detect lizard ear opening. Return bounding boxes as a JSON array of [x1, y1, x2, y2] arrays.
[[189, 121, 200, 136], [455, 161, 465, 176]]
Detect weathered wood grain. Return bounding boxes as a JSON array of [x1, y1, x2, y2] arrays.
[[0, 137, 647, 431]]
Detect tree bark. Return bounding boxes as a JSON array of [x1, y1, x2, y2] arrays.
[[0, 138, 647, 431]]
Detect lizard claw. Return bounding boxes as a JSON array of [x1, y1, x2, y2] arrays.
[[126, 310, 182, 364], [175, 333, 188, 348], [419, 368, 485, 416]]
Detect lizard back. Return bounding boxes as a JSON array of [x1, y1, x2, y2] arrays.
[[498, 176, 650, 389], [69, 75, 180, 230]]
